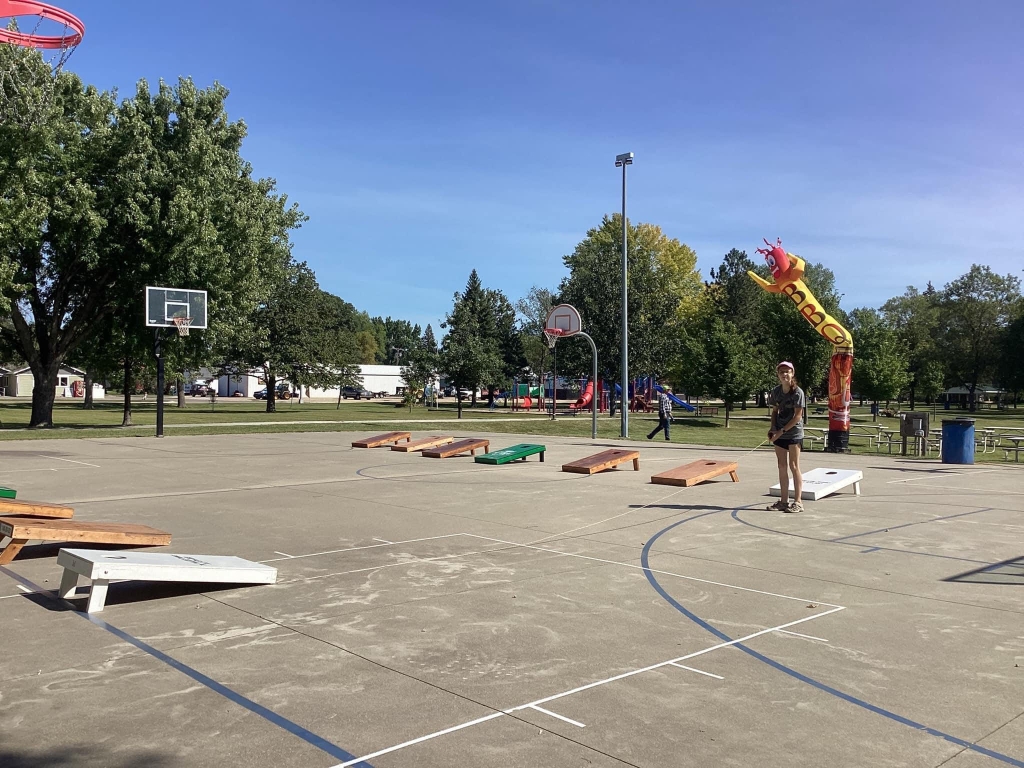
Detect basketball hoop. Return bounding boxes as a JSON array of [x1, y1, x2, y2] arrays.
[[543, 328, 566, 350], [0, 0, 85, 128], [172, 317, 193, 337]]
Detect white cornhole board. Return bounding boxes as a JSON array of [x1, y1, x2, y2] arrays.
[[770, 468, 863, 501], [57, 549, 278, 613]]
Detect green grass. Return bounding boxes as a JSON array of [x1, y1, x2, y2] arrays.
[[1, 398, 1021, 463]]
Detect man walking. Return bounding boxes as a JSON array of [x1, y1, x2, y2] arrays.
[[647, 383, 673, 441]]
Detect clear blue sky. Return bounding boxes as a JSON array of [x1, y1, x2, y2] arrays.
[[42, 1, 1024, 330]]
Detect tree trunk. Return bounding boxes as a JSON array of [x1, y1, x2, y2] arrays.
[[83, 371, 94, 410], [741, 399, 747, 411], [176, 376, 186, 407], [337, 385, 342, 409], [29, 364, 59, 427], [121, 358, 133, 427], [909, 383, 916, 411], [725, 402, 731, 428], [266, 373, 277, 413], [457, 393, 463, 419], [872, 401, 878, 422], [968, 381, 977, 412]]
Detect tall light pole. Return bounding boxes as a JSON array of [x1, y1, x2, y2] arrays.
[[615, 151, 633, 438]]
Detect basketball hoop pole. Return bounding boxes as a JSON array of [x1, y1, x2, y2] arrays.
[[154, 328, 164, 438]]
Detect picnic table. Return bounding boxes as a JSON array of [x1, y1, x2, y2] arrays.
[[803, 427, 827, 449], [1002, 436, 1024, 462]]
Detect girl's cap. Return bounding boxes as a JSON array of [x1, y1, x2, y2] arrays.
[[777, 361, 795, 372]]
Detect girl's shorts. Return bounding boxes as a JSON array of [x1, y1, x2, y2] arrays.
[[773, 438, 804, 450]]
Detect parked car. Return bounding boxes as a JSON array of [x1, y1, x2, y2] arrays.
[[341, 386, 375, 400], [253, 384, 293, 400], [188, 384, 211, 397]]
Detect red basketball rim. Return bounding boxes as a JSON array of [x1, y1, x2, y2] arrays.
[[0, 0, 85, 48]]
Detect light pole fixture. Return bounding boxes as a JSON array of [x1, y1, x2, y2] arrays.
[[614, 151, 633, 439]]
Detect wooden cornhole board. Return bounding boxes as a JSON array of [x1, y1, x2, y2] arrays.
[[351, 431, 411, 448], [475, 444, 546, 465], [392, 436, 455, 453], [0, 518, 171, 565], [422, 438, 490, 458], [0, 498, 74, 519], [57, 549, 278, 613], [770, 468, 863, 501], [562, 449, 640, 475], [651, 459, 738, 487], [0, 487, 16, 500]]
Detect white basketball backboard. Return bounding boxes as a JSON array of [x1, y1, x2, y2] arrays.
[[544, 304, 582, 336], [145, 286, 208, 329]]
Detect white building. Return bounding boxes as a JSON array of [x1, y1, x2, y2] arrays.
[[0, 365, 105, 399], [215, 365, 407, 400]]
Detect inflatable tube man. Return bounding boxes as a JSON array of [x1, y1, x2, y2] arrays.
[[748, 238, 854, 452]]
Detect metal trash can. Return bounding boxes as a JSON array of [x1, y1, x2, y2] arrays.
[[941, 418, 975, 464]]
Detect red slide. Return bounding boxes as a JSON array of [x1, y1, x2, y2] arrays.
[[570, 381, 594, 411]]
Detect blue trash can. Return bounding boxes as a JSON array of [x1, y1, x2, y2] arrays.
[[941, 418, 975, 464]]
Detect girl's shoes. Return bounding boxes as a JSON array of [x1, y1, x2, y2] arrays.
[[767, 500, 789, 511], [785, 501, 803, 513]]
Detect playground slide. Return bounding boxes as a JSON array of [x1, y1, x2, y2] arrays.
[[655, 384, 696, 412], [570, 381, 594, 410]]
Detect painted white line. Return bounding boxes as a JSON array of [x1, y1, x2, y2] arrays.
[[43, 455, 100, 468], [461, 533, 844, 608], [334, 711, 506, 767], [1, 468, 58, 474], [16, 584, 31, 593], [372, 537, 394, 544], [777, 629, 828, 642], [886, 468, 1002, 484], [0, 592, 31, 600], [260, 534, 465, 563], [272, 551, 295, 559], [900, 484, 1024, 497], [529, 704, 585, 728], [670, 663, 723, 679]]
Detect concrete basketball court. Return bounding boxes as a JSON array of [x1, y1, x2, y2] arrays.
[[1, 431, 1021, 767]]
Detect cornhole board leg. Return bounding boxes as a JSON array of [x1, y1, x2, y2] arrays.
[[86, 579, 110, 613], [633, 458, 640, 471], [0, 539, 27, 565], [730, 471, 739, 482], [58, 568, 79, 599]]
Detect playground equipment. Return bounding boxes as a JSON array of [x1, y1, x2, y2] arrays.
[[769, 468, 863, 501], [749, 238, 853, 452], [0, 497, 72, 518], [422, 438, 490, 458], [392, 436, 454, 453], [351, 431, 412, 448], [475, 444, 546, 465], [57, 549, 277, 614], [0, 518, 171, 564], [562, 449, 640, 475], [651, 460, 739, 487], [569, 380, 595, 413]]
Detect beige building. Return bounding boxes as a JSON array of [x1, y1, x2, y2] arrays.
[[0, 365, 103, 399]]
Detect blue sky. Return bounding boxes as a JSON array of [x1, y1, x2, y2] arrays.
[[33, 1, 1024, 330]]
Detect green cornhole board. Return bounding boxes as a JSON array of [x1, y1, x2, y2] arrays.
[[0, 488, 16, 500], [475, 444, 546, 465]]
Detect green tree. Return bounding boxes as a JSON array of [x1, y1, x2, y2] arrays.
[[881, 284, 941, 409], [997, 304, 1024, 406], [400, 347, 437, 412], [354, 330, 379, 363], [421, 324, 438, 354], [938, 265, 1021, 411], [849, 308, 912, 419], [515, 285, 556, 394], [376, 317, 422, 364]]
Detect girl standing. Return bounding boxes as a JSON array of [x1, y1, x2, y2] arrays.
[[767, 361, 805, 513]]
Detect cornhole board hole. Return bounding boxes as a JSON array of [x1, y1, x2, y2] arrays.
[[57, 549, 278, 614], [562, 449, 640, 475], [0, 498, 74, 519], [475, 444, 546, 465], [351, 431, 411, 448], [770, 468, 863, 501], [392, 436, 455, 453], [0, 518, 171, 565], [0, 487, 16, 500], [422, 438, 490, 458], [651, 459, 738, 487]]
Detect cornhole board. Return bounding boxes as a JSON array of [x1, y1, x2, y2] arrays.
[[562, 449, 640, 475], [392, 436, 455, 453], [422, 438, 490, 458], [770, 468, 863, 501], [351, 431, 411, 448], [651, 459, 738, 487], [57, 549, 278, 614], [0, 487, 16, 500], [0, 498, 74, 519], [475, 444, 546, 465], [0, 518, 171, 565]]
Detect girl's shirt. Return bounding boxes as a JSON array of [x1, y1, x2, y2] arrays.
[[769, 385, 805, 440]]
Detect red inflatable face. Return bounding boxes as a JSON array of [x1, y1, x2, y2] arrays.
[[757, 238, 791, 279]]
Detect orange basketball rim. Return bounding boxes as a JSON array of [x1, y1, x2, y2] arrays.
[[0, 0, 85, 48]]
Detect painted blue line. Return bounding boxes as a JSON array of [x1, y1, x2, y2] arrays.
[[830, 507, 994, 543], [860, 547, 881, 554], [640, 511, 1024, 767], [1, 567, 372, 767]]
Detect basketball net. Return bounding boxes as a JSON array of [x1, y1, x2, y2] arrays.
[[543, 328, 565, 350], [172, 317, 193, 337], [1, 4, 84, 128]]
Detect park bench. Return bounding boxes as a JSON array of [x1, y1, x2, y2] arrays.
[[0, 518, 171, 565], [0, 487, 16, 500], [651, 459, 738, 487], [422, 438, 490, 458], [474, 444, 546, 465], [57, 549, 277, 614], [562, 449, 640, 475], [351, 431, 412, 448], [392, 436, 455, 452], [698, 406, 720, 417], [0, 498, 74, 519]]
